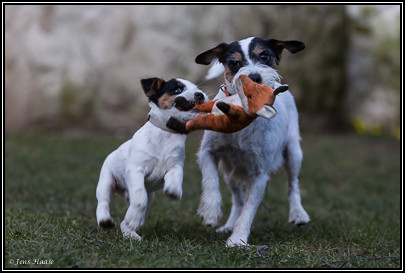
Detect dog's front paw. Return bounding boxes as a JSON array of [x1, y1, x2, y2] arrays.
[[197, 193, 223, 227], [120, 221, 142, 241], [201, 216, 219, 227], [197, 203, 222, 227], [216, 225, 233, 233], [166, 117, 188, 134], [226, 236, 250, 248], [96, 205, 116, 229], [288, 207, 310, 226], [163, 183, 182, 200], [98, 218, 116, 229]]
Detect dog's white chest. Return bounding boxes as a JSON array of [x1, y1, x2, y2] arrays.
[[134, 123, 185, 183], [109, 122, 186, 192]]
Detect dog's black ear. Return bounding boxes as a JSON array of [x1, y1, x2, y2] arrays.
[[267, 39, 305, 65], [141, 77, 165, 98], [195, 43, 228, 65]]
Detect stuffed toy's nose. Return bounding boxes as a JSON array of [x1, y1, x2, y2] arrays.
[[239, 74, 254, 86]]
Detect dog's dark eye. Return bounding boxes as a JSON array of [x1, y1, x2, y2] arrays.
[[228, 60, 241, 73], [247, 95, 252, 100], [229, 60, 241, 68], [260, 53, 270, 62], [173, 88, 183, 94]]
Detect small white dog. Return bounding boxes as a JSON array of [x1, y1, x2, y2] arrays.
[[96, 77, 208, 240], [194, 37, 311, 247]]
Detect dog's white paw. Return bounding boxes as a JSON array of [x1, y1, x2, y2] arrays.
[[201, 215, 220, 227], [96, 203, 115, 228], [198, 207, 222, 227], [197, 198, 222, 227], [225, 236, 250, 248], [216, 225, 233, 233], [120, 221, 142, 241], [288, 207, 310, 226], [163, 183, 182, 200]]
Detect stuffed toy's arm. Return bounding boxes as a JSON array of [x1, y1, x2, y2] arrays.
[[166, 100, 218, 134], [194, 100, 218, 112], [166, 117, 189, 134], [166, 102, 250, 134]]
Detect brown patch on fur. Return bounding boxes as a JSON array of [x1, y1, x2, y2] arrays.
[[231, 52, 243, 62], [224, 66, 235, 83], [252, 45, 264, 57], [224, 52, 243, 83], [153, 78, 164, 91], [158, 93, 176, 109], [177, 81, 184, 89]]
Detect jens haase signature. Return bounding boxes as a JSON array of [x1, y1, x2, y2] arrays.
[[8, 258, 54, 266]]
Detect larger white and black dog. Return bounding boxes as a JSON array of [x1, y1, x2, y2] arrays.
[[195, 37, 310, 247]]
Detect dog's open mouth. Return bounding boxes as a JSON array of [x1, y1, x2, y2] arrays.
[[174, 97, 200, 112]]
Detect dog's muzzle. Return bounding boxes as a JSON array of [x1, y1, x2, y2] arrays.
[[174, 92, 205, 112]]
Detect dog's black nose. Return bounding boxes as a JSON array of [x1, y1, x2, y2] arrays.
[[248, 73, 262, 84], [194, 92, 204, 103]]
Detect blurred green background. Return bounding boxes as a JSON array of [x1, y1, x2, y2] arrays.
[[5, 5, 401, 138]]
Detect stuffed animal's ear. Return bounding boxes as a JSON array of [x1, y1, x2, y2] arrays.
[[267, 39, 305, 65], [256, 105, 277, 119], [141, 77, 165, 98], [195, 43, 228, 65], [274, 85, 289, 95]]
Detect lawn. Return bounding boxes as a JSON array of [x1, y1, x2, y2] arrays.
[[4, 131, 401, 268]]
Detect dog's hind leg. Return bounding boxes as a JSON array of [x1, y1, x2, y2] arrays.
[[120, 169, 147, 241], [283, 139, 310, 226], [96, 165, 116, 229], [226, 173, 269, 247], [216, 174, 244, 234]]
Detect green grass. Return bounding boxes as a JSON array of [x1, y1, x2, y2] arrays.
[[4, 131, 401, 268]]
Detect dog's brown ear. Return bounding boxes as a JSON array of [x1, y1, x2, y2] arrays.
[[195, 43, 228, 65], [267, 39, 305, 65], [141, 77, 165, 98]]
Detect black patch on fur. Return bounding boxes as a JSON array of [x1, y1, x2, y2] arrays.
[[263, 38, 305, 65], [142, 78, 185, 106], [248, 37, 279, 67], [220, 42, 246, 63], [195, 41, 247, 73], [196, 37, 305, 68], [164, 189, 182, 200], [99, 219, 115, 229], [195, 43, 228, 65]]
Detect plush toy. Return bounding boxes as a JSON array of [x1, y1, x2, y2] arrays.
[[166, 75, 288, 134]]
